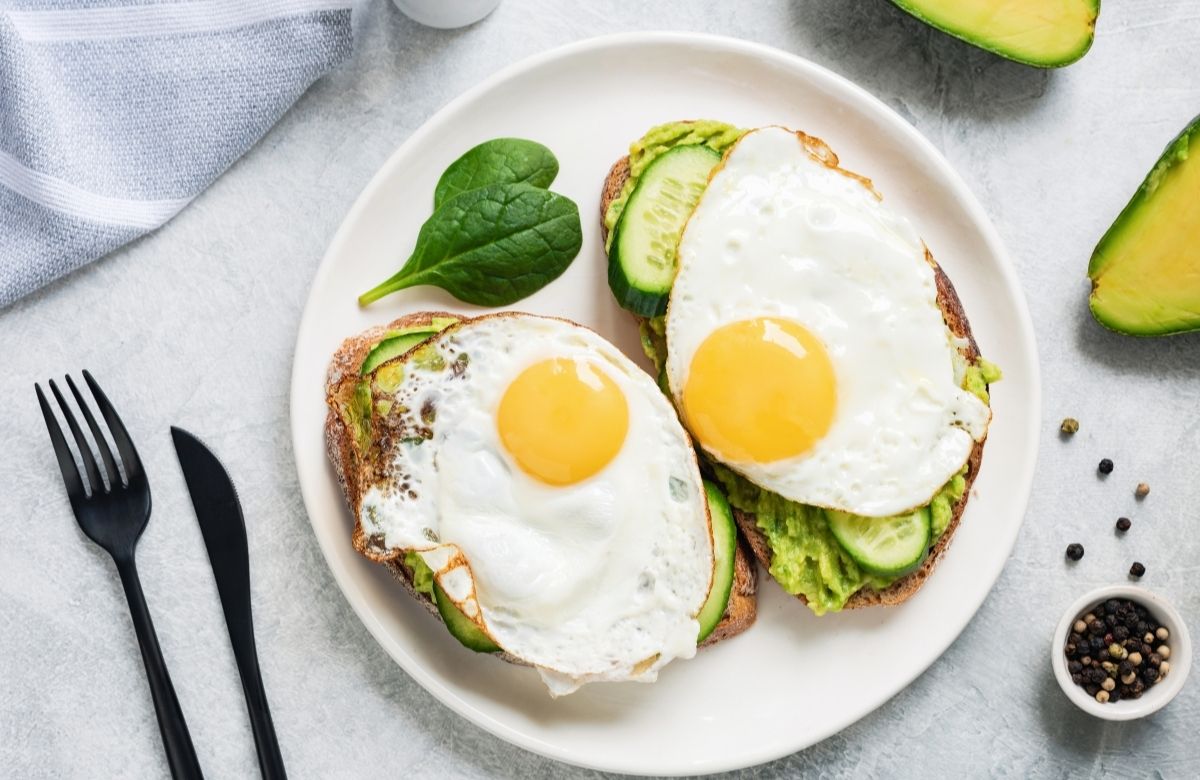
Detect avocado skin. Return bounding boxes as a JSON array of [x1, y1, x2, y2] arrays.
[[1088, 114, 1200, 336], [889, 0, 1100, 68]]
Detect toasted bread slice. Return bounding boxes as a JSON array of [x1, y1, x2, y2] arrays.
[[599, 131, 989, 610], [324, 312, 757, 654]]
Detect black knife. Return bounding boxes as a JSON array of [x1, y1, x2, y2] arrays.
[[171, 427, 287, 780]]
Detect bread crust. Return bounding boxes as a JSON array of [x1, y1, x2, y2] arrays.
[[599, 129, 990, 611], [324, 312, 757, 662]]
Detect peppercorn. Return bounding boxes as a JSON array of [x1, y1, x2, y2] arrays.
[[1135, 482, 1150, 499], [1080, 655, 1092, 667], [1090, 620, 1105, 634], [1156, 627, 1169, 641], [1116, 517, 1132, 532], [1158, 645, 1171, 660], [1130, 562, 1146, 578], [1101, 677, 1116, 692], [1095, 690, 1110, 703], [1072, 619, 1086, 634], [1113, 626, 1129, 642], [1105, 599, 1120, 613], [1068, 660, 1083, 674], [1143, 665, 1160, 682], [1142, 643, 1154, 656], [1085, 683, 1099, 696], [1060, 418, 1079, 435], [1128, 652, 1143, 666], [1121, 671, 1137, 685], [1071, 673, 1083, 686], [1105, 613, 1118, 628], [1099, 458, 1114, 474], [1066, 543, 1085, 561], [1090, 636, 1104, 652], [1109, 689, 1122, 703], [1161, 661, 1171, 677]]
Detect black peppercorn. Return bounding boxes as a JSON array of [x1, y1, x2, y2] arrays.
[[1068, 660, 1083, 674], [1116, 517, 1132, 532], [1099, 458, 1114, 474], [1143, 666, 1160, 682], [1130, 562, 1146, 578], [1114, 626, 1130, 642], [1069, 632, 1083, 645], [1118, 660, 1133, 675], [1090, 636, 1104, 652], [1085, 684, 1099, 696], [1066, 543, 1085, 561], [1098, 648, 1110, 661], [1072, 673, 1083, 685]]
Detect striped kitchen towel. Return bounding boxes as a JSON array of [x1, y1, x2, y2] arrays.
[[0, 0, 353, 307]]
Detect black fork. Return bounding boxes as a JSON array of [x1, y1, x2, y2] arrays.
[[36, 371, 203, 780]]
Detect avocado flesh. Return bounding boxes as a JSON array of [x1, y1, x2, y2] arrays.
[[891, 0, 1098, 67], [1089, 116, 1200, 336]]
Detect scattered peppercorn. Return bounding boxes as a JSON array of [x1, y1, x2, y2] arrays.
[[1130, 562, 1146, 578], [1063, 597, 1172, 703], [1066, 543, 1085, 561], [1135, 482, 1150, 499], [1060, 418, 1080, 435], [1116, 517, 1132, 532], [1099, 458, 1114, 475]]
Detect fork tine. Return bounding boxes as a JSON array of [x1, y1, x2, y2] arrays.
[[49, 379, 103, 496], [36, 383, 87, 501], [82, 370, 143, 483], [66, 374, 119, 491]]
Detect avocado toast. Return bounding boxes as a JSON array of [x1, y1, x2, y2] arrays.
[[600, 121, 999, 614], [324, 311, 758, 672]]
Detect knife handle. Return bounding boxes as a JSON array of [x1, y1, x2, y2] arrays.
[[116, 558, 204, 780], [229, 620, 286, 780]]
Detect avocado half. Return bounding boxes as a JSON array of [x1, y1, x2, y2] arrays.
[[1089, 115, 1200, 336], [890, 0, 1099, 68]]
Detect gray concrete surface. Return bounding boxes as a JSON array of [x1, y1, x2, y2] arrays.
[[3, 0, 1200, 776]]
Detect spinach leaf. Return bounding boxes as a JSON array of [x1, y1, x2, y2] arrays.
[[359, 182, 582, 307], [433, 138, 559, 210]]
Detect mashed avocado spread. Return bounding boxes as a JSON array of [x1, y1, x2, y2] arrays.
[[620, 121, 1002, 614], [404, 551, 435, 598]]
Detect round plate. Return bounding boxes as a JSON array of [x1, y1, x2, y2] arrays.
[[290, 32, 1040, 776]]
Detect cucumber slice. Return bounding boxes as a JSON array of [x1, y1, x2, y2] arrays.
[[610, 145, 721, 316], [361, 317, 460, 376], [433, 580, 500, 653], [826, 507, 932, 578], [361, 330, 436, 376], [697, 480, 737, 642]]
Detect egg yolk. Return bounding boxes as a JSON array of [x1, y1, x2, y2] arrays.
[[497, 358, 629, 485], [683, 318, 836, 463]]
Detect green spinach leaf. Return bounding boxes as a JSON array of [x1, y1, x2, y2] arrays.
[[359, 182, 582, 307], [433, 138, 559, 209]]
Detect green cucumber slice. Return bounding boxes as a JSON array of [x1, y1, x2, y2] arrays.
[[609, 145, 721, 316], [826, 507, 932, 578], [433, 580, 500, 653], [697, 480, 737, 642], [360, 317, 459, 376]]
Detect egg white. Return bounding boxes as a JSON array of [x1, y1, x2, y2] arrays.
[[666, 126, 991, 518], [359, 314, 713, 695]]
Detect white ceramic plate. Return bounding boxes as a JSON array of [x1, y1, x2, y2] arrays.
[[290, 32, 1040, 776]]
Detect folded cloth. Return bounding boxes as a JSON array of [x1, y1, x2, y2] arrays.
[[0, 0, 353, 307]]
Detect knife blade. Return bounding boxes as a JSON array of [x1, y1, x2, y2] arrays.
[[171, 427, 287, 780]]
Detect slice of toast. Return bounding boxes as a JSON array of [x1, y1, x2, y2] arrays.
[[599, 131, 989, 610], [324, 312, 757, 653]]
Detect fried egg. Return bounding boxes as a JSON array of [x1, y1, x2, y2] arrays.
[[665, 126, 991, 518], [358, 314, 713, 695]]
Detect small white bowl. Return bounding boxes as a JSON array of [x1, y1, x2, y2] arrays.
[[1052, 584, 1191, 720]]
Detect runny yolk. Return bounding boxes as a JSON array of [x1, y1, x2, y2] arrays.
[[683, 318, 836, 463], [497, 358, 629, 485]]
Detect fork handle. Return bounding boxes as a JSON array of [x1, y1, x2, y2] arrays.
[[116, 559, 204, 780]]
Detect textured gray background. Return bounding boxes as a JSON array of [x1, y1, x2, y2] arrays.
[[3, 0, 1199, 777]]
